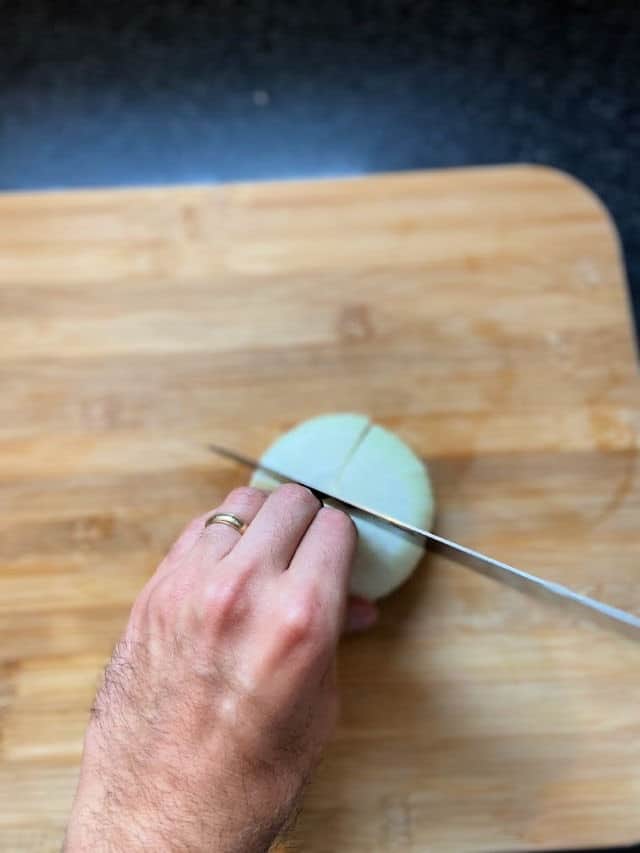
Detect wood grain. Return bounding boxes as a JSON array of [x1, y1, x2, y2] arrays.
[[1, 166, 639, 851]]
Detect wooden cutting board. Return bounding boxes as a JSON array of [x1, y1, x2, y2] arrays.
[[1, 166, 639, 852]]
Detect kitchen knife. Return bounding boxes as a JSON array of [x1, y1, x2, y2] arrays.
[[208, 443, 640, 642]]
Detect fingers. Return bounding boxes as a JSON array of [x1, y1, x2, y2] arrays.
[[232, 483, 322, 574], [287, 506, 358, 637], [199, 487, 268, 562], [146, 487, 268, 590]]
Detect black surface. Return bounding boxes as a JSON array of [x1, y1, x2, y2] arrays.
[[0, 3, 638, 850], [533, 848, 639, 853]]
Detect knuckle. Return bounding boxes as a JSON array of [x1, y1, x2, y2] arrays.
[[276, 482, 320, 509], [202, 573, 249, 624], [281, 589, 321, 645]]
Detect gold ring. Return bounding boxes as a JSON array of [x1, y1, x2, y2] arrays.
[[205, 512, 247, 534]]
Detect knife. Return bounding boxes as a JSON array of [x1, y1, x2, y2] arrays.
[[208, 444, 640, 642]]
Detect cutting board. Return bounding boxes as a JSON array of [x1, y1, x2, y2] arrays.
[[1, 166, 639, 852]]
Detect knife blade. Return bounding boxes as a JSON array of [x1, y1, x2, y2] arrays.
[[208, 443, 640, 642]]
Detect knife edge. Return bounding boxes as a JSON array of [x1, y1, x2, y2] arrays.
[[208, 443, 640, 642]]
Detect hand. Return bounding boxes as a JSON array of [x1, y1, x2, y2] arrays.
[[64, 484, 376, 853]]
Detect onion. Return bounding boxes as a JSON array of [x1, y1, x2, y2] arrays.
[[250, 413, 434, 599]]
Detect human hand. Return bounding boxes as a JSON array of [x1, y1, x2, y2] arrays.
[[64, 484, 376, 853]]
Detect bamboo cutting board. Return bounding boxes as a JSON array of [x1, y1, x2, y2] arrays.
[[1, 166, 639, 852]]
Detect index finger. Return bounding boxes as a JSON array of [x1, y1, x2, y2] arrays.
[[286, 506, 358, 637]]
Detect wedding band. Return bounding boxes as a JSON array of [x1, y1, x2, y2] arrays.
[[205, 512, 247, 534]]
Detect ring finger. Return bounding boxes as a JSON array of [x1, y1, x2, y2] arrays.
[[199, 486, 268, 562]]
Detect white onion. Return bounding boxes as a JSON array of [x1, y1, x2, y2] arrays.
[[250, 413, 434, 599]]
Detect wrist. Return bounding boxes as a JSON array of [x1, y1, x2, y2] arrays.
[[65, 761, 177, 853], [65, 798, 167, 853], [65, 775, 281, 853]]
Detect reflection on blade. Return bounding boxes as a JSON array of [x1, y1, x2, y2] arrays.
[[208, 444, 640, 642]]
